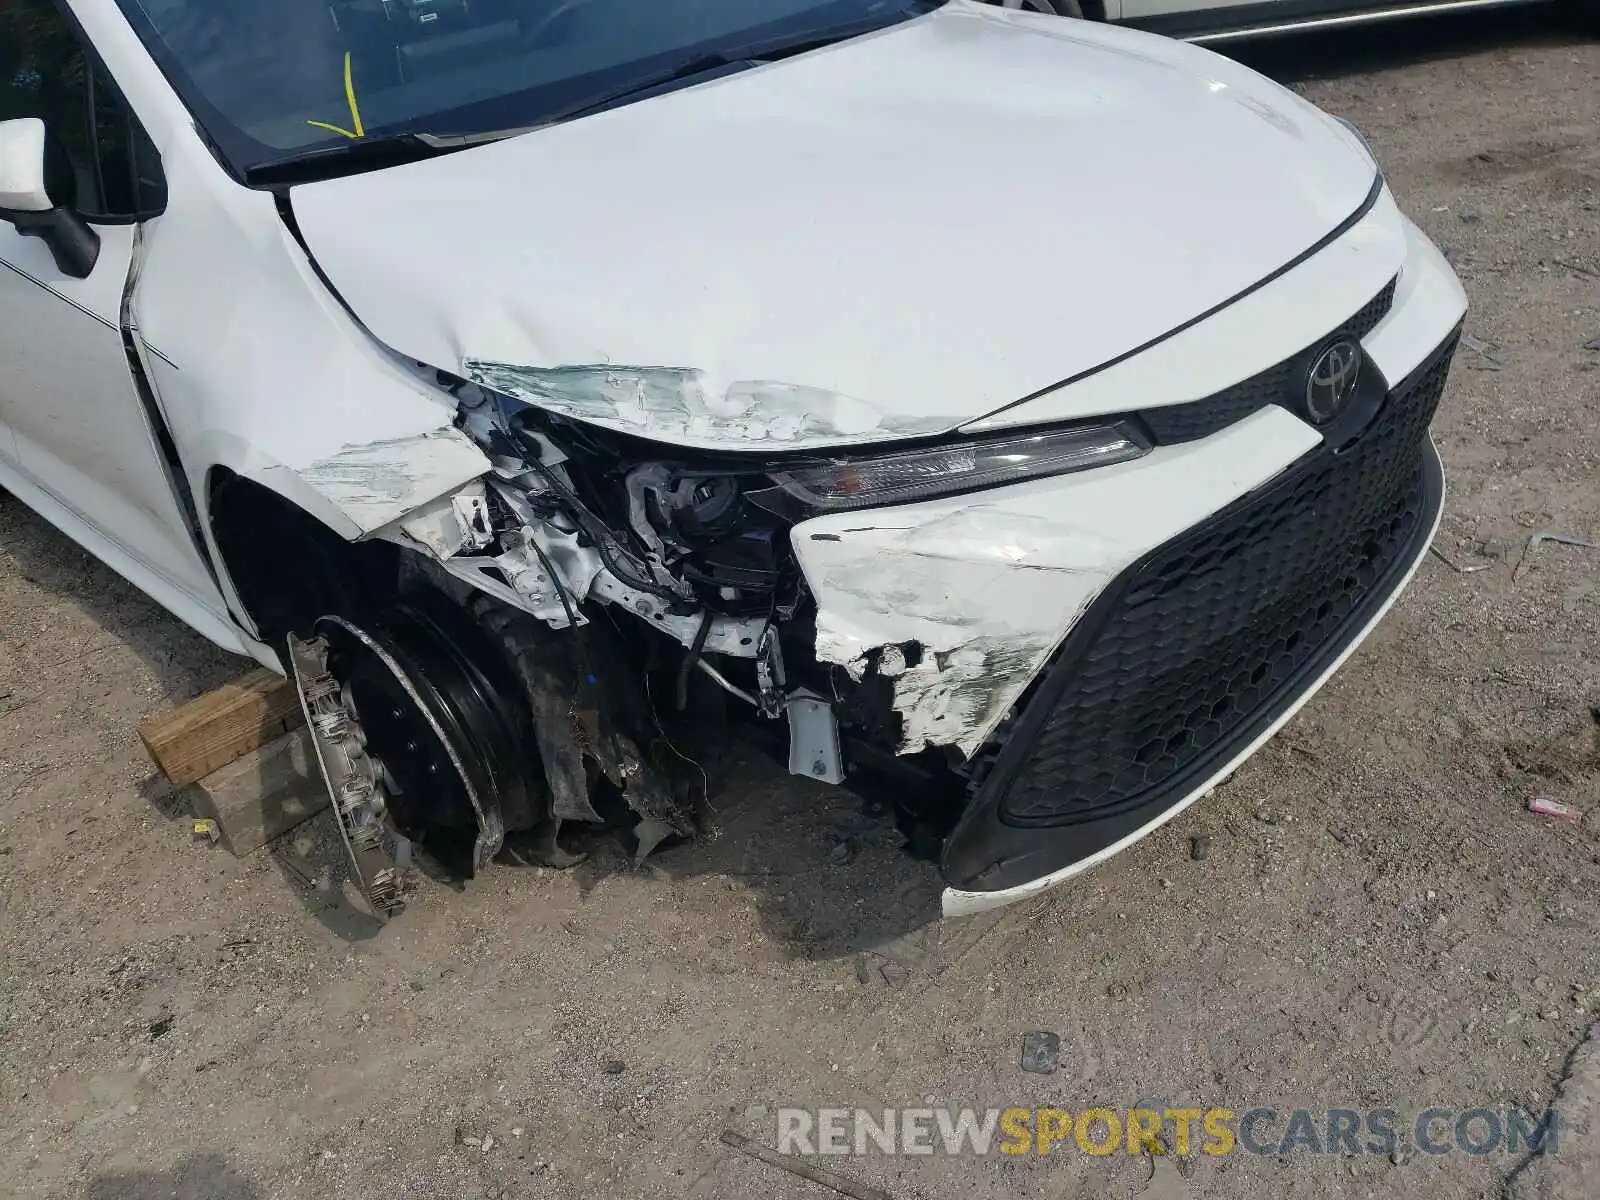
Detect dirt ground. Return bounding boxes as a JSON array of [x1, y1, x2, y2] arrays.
[[3, 11, 1598, 1200]]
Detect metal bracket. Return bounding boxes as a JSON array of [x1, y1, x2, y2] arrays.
[[786, 690, 844, 784]]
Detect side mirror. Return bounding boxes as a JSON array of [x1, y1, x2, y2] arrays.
[[0, 118, 100, 279]]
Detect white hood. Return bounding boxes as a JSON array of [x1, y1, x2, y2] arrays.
[[290, 1, 1378, 450]]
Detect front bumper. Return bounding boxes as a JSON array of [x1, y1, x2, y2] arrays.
[[942, 337, 1452, 913], [791, 215, 1465, 916]]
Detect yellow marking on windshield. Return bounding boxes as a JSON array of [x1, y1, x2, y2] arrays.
[[306, 52, 367, 140]]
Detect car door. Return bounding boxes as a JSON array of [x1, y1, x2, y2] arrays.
[[0, 407, 16, 470], [0, 0, 229, 621]]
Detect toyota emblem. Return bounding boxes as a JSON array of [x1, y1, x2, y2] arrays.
[[1304, 339, 1362, 425]]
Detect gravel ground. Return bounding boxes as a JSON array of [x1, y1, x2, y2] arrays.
[[2, 11, 1598, 1200]]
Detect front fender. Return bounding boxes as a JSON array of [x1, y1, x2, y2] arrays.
[[131, 140, 490, 544]]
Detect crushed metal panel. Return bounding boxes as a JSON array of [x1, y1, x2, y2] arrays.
[[462, 360, 951, 449], [475, 600, 699, 837], [295, 426, 489, 535]]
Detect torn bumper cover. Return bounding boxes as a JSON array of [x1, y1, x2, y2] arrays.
[[944, 350, 1450, 913], [792, 338, 1456, 915]]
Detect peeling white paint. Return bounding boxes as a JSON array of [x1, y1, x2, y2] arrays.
[[861, 505, 1118, 572], [884, 634, 1061, 757], [805, 537, 1099, 757], [296, 427, 490, 535], [461, 361, 950, 449]]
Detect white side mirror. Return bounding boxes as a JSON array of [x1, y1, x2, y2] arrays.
[[0, 117, 99, 278], [0, 118, 53, 213]]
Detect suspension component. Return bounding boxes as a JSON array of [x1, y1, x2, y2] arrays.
[[288, 590, 543, 917]]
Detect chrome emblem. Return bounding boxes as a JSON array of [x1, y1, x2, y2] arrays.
[[1304, 339, 1362, 425]]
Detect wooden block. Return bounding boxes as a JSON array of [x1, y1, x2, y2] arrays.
[[183, 728, 329, 858], [139, 667, 304, 786]]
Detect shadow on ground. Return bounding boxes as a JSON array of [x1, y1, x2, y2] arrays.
[[0, 498, 388, 941], [0, 494, 238, 704], [563, 739, 949, 963], [87, 1153, 260, 1200], [0, 495, 936, 956]]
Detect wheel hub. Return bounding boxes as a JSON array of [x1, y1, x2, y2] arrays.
[[288, 593, 538, 918]]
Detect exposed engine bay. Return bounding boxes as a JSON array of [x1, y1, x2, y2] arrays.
[[290, 372, 1027, 917]]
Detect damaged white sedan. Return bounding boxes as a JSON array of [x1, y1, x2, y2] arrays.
[[0, 0, 1464, 918]]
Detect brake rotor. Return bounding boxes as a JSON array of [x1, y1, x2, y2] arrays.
[[288, 594, 537, 919], [289, 632, 415, 918]]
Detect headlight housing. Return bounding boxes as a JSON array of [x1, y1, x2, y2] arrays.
[[765, 422, 1151, 513]]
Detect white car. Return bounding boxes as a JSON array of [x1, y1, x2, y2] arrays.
[[0, 0, 1463, 918]]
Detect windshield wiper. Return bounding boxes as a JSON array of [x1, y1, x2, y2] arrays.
[[241, 51, 759, 186], [244, 130, 512, 185]]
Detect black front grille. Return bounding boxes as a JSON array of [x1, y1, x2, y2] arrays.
[[994, 333, 1455, 828], [1141, 278, 1398, 445]]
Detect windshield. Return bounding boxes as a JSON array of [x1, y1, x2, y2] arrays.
[[114, 0, 936, 179]]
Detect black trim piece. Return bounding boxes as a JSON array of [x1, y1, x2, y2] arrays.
[[0, 247, 176, 364], [118, 224, 221, 591], [84, 66, 111, 222], [1137, 276, 1396, 446], [974, 172, 1385, 427], [940, 327, 1458, 894], [18, 0, 169, 225], [0, 254, 116, 332]]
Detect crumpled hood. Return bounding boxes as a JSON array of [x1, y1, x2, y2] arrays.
[[290, 1, 1378, 450]]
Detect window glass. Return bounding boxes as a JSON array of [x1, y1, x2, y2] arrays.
[[93, 70, 168, 215], [110, 0, 937, 178], [0, 0, 97, 209], [0, 0, 166, 218]]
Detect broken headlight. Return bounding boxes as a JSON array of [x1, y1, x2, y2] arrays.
[[765, 423, 1150, 512]]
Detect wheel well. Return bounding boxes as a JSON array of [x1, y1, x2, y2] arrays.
[[207, 468, 400, 660]]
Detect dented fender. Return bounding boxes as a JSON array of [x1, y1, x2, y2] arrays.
[[258, 427, 490, 541], [111, 114, 492, 549], [791, 405, 1324, 758]]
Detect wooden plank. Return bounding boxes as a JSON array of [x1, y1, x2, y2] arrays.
[[138, 667, 304, 786], [184, 728, 328, 858]]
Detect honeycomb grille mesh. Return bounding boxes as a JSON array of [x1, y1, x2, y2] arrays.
[[997, 335, 1456, 828], [1141, 278, 1399, 445]]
